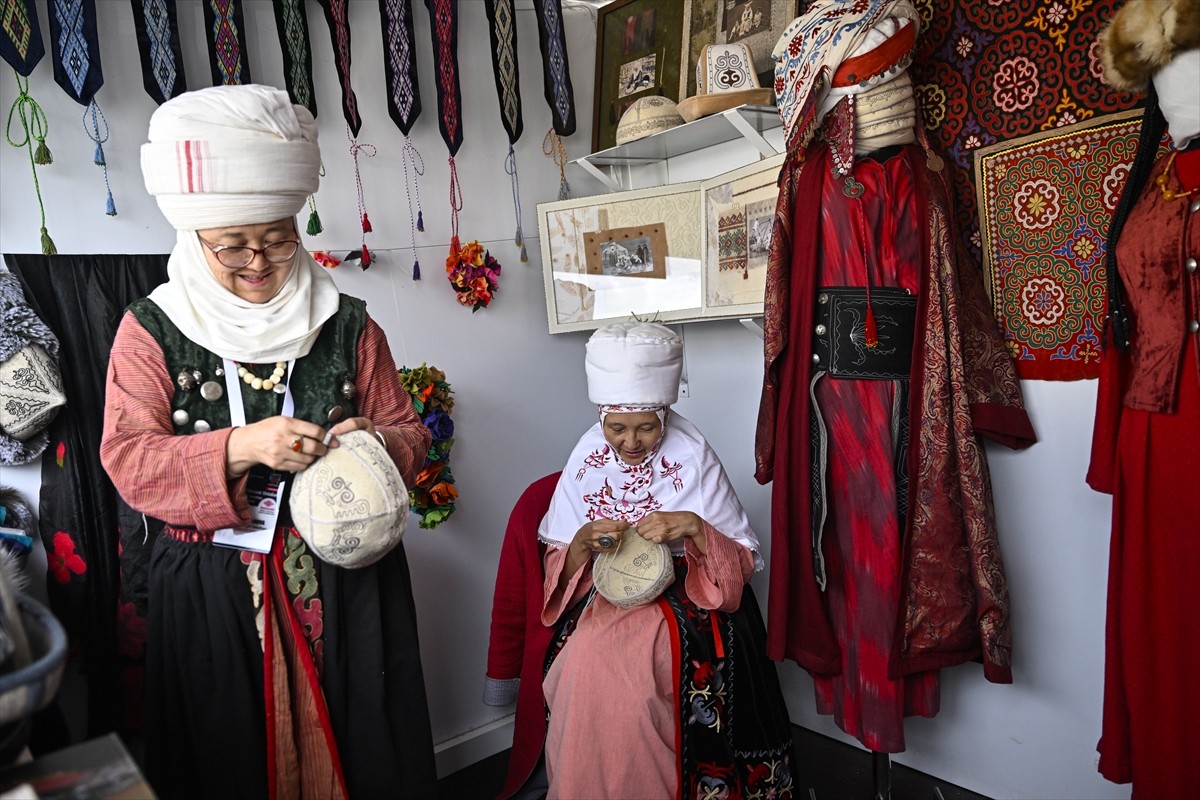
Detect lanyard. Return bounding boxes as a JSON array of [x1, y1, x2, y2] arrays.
[[221, 358, 296, 426]]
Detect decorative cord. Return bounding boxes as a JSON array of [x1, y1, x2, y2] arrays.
[[402, 136, 426, 279], [83, 100, 116, 216], [505, 144, 528, 262], [5, 72, 55, 254], [447, 154, 463, 254], [348, 125, 377, 268], [543, 127, 570, 200]]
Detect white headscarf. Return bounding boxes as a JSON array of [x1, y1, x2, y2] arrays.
[[538, 412, 763, 571], [140, 84, 340, 362]]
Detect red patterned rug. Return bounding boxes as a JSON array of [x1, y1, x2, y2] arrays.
[[909, 0, 1141, 332], [974, 110, 1144, 380]]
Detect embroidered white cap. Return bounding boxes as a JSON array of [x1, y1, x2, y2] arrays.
[[290, 430, 408, 569], [585, 321, 683, 406]]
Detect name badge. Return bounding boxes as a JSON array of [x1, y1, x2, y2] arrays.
[[214, 471, 286, 553]]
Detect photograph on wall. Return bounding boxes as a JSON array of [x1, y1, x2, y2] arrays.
[[537, 182, 703, 334], [700, 153, 785, 315], [593, 0, 684, 152], [585, 224, 668, 280], [680, 0, 798, 100]]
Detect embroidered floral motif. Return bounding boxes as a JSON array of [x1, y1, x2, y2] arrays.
[[659, 456, 684, 492], [575, 444, 611, 480], [48, 531, 86, 583]]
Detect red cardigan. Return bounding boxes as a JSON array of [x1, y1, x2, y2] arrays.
[[484, 472, 561, 800]]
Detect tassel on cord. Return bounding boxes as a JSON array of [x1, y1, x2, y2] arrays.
[[347, 126, 377, 271], [447, 155, 463, 259], [6, 72, 56, 252], [306, 163, 326, 235], [84, 101, 117, 216], [402, 136, 426, 279], [543, 128, 570, 201], [505, 144, 530, 264]]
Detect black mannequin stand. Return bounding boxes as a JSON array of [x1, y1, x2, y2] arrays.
[[872, 751, 891, 800]]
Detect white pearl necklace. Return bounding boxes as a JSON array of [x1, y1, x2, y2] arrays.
[[237, 361, 287, 392]]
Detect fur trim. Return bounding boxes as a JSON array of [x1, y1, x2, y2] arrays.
[[0, 270, 59, 466], [1099, 0, 1200, 91]]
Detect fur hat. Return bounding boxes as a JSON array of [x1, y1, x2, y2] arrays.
[[1098, 0, 1200, 91]]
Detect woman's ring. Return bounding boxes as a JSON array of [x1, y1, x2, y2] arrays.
[[597, 535, 616, 549], [290, 436, 304, 453]]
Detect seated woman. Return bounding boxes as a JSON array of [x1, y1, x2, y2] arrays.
[[538, 322, 794, 799]]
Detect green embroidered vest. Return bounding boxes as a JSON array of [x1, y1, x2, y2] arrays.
[[129, 295, 364, 434]]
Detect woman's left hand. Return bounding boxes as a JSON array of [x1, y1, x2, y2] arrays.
[[636, 511, 704, 545]]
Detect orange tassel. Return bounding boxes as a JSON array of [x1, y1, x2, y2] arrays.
[[864, 304, 879, 348], [362, 213, 373, 233]]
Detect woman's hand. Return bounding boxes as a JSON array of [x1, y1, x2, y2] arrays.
[[637, 511, 705, 548], [558, 519, 630, 591], [328, 416, 381, 445], [225, 415, 330, 477]]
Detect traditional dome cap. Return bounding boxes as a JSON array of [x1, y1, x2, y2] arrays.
[[615, 97, 686, 145], [585, 321, 683, 406], [290, 431, 409, 569], [1097, 0, 1200, 91], [140, 84, 321, 230]]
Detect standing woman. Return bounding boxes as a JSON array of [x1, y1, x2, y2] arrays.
[[538, 322, 793, 799], [100, 85, 436, 798]]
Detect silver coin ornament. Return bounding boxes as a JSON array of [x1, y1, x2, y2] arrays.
[[172, 409, 189, 426], [193, 419, 212, 433], [200, 381, 224, 401]]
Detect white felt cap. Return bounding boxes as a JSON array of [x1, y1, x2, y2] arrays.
[[585, 322, 683, 406]]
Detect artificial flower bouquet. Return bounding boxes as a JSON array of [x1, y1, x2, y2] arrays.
[[399, 364, 457, 528], [446, 239, 501, 312]]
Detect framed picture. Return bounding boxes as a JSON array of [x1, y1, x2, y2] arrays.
[[680, 0, 800, 100], [584, 224, 668, 280], [538, 182, 704, 334], [700, 153, 785, 316], [593, 0, 685, 152]]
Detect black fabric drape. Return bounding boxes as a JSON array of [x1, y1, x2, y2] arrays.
[[5, 253, 168, 738]]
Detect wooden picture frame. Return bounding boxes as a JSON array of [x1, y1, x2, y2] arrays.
[[593, 0, 685, 153], [680, 0, 800, 101], [699, 153, 785, 317], [538, 182, 703, 334]]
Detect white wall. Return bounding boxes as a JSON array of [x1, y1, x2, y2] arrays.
[[0, 2, 1127, 798]]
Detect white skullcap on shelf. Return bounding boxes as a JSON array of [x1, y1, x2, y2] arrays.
[[140, 84, 321, 230], [585, 322, 684, 406]]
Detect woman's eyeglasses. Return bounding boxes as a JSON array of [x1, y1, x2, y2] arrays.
[[198, 236, 301, 269]]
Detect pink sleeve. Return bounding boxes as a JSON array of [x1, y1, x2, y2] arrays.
[[683, 523, 755, 612], [355, 315, 431, 487], [541, 546, 593, 626], [100, 313, 252, 530]]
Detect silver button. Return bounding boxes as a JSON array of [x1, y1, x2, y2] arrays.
[[1191, 198, 1200, 213], [193, 420, 211, 433], [812, 353, 821, 364], [1187, 257, 1198, 274], [815, 324, 827, 336], [272, 383, 287, 395], [200, 381, 224, 402], [817, 293, 829, 304], [326, 405, 344, 423], [1191, 320, 1200, 334], [172, 409, 189, 426]]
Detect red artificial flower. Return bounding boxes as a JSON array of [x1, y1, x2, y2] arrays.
[[49, 531, 87, 583]]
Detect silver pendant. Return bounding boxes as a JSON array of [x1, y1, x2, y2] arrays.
[[176, 369, 201, 391], [214, 366, 225, 378], [193, 419, 212, 433], [172, 409, 190, 426], [842, 175, 865, 198], [200, 381, 224, 401], [340, 380, 357, 400], [273, 383, 288, 395], [326, 405, 344, 423], [926, 152, 944, 173]]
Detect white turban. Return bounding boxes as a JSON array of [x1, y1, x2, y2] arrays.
[[141, 84, 321, 230], [585, 322, 684, 406]]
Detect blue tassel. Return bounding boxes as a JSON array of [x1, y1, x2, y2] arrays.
[[105, 191, 116, 216], [93, 143, 105, 166], [412, 259, 421, 280], [416, 210, 424, 232]]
